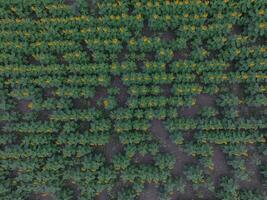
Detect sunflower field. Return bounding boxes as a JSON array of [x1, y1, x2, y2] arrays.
[[0, 0, 266, 200]]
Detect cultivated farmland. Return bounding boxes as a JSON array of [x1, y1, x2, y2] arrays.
[[0, 0, 266, 200]]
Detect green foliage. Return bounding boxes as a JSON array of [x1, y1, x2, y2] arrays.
[[0, 0, 266, 199], [184, 165, 205, 185], [154, 153, 176, 170], [216, 177, 240, 200], [112, 154, 130, 171], [227, 157, 250, 181]]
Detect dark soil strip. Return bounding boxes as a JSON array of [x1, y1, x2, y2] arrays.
[[90, 86, 108, 108], [149, 119, 196, 175], [111, 76, 129, 107], [104, 137, 123, 163], [212, 146, 231, 187], [139, 184, 159, 200], [95, 190, 108, 200]]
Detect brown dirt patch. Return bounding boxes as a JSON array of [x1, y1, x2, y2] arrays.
[[29, 193, 54, 200], [160, 84, 172, 97], [118, 47, 129, 63], [180, 106, 199, 118], [72, 98, 89, 109], [133, 154, 154, 165], [238, 105, 250, 118], [38, 110, 51, 121], [142, 20, 155, 37], [17, 99, 32, 113], [44, 88, 56, 98], [173, 49, 190, 60], [145, 52, 155, 61], [231, 83, 244, 97], [160, 31, 176, 41], [211, 146, 231, 186], [139, 184, 159, 200], [196, 93, 216, 107], [104, 137, 124, 163], [231, 25, 243, 35], [111, 76, 129, 106], [87, 0, 95, 13], [64, 0, 75, 5], [90, 86, 108, 108], [95, 190, 108, 200], [172, 184, 196, 200], [150, 120, 196, 175], [238, 146, 265, 191]]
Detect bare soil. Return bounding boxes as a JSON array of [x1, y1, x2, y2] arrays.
[[72, 98, 89, 109], [38, 110, 51, 121], [238, 105, 250, 118], [139, 184, 159, 200], [173, 49, 190, 60], [133, 153, 154, 165], [231, 25, 243, 35], [142, 20, 155, 37], [104, 137, 124, 163], [87, 0, 95, 14], [44, 88, 56, 98], [180, 106, 199, 118], [161, 84, 172, 97], [111, 76, 129, 107], [211, 146, 231, 187], [90, 86, 108, 108], [95, 190, 108, 200], [150, 119, 197, 175], [178, 94, 216, 118], [171, 183, 198, 200], [145, 52, 156, 61], [29, 193, 53, 200], [196, 94, 216, 107], [160, 31, 176, 41], [64, 0, 75, 5], [17, 99, 32, 114], [149, 119, 198, 199], [118, 46, 129, 63], [231, 83, 244, 97], [238, 146, 265, 191], [64, 180, 80, 199], [57, 54, 69, 65]]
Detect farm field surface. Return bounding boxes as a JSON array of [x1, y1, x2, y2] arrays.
[[0, 0, 267, 199]]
